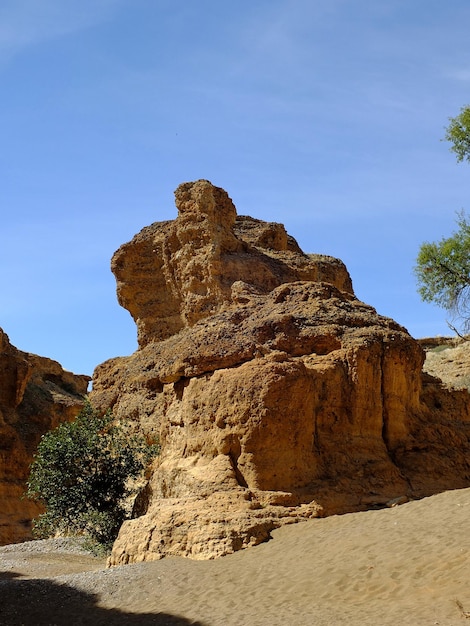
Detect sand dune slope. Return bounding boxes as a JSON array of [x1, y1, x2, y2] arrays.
[[1, 487, 470, 625]]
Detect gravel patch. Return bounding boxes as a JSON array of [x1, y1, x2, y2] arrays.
[[0, 537, 94, 556]]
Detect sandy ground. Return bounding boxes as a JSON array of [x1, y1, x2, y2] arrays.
[[1, 487, 470, 626]]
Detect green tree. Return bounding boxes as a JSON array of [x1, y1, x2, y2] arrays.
[[415, 211, 470, 332], [444, 104, 470, 164], [415, 106, 470, 331], [26, 400, 159, 551]]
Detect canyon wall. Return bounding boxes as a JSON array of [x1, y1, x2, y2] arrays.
[[0, 329, 90, 544]]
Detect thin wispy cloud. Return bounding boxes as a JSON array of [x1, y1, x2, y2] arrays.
[[0, 0, 121, 53], [445, 68, 470, 83]]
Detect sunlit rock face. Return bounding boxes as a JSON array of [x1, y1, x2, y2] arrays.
[[90, 180, 470, 564], [110, 179, 353, 347], [0, 328, 90, 545]]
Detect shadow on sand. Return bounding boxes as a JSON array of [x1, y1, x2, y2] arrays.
[[0, 571, 206, 626]]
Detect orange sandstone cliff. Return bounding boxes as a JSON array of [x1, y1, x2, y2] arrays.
[[0, 329, 90, 544], [89, 180, 470, 563]]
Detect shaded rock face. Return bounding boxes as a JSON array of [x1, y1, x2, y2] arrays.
[[90, 180, 470, 564], [0, 329, 90, 545]]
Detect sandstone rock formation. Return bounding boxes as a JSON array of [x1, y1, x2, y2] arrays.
[[420, 336, 470, 392], [112, 180, 353, 348], [0, 329, 90, 545], [90, 180, 470, 564]]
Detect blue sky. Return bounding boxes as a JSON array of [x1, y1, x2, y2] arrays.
[[1, 0, 470, 377]]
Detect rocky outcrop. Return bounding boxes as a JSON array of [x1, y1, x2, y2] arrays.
[[419, 336, 470, 392], [112, 180, 353, 347], [0, 329, 90, 545], [90, 180, 470, 564]]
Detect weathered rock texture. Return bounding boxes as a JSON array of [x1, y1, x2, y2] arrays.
[[90, 180, 470, 564], [112, 180, 352, 348], [420, 336, 470, 392], [0, 329, 90, 545]]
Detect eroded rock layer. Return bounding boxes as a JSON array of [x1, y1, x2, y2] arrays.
[[90, 180, 470, 563], [0, 329, 90, 544]]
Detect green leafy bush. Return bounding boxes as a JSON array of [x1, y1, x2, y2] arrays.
[[26, 400, 159, 552]]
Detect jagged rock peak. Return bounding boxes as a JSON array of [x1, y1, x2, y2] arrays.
[[112, 179, 353, 347], [175, 179, 237, 226]]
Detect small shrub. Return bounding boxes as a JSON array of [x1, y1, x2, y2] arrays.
[[26, 400, 159, 552], [430, 344, 452, 353]]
